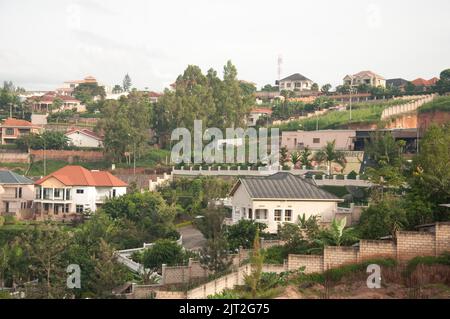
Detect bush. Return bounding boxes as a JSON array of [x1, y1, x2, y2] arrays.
[[263, 245, 286, 264], [142, 239, 193, 271], [347, 170, 358, 180], [225, 220, 268, 251], [3, 215, 16, 225], [406, 253, 450, 273]]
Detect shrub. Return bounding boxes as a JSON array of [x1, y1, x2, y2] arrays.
[[347, 170, 358, 180], [3, 215, 16, 225], [263, 245, 285, 264], [142, 239, 191, 271], [406, 253, 450, 273]]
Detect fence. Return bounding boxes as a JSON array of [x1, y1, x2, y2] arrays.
[[381, 94, 435, 120]]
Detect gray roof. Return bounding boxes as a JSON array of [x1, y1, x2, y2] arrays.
[[233, 172, 341, 200], [280, 73, 312, 82], [0, 170, 34, 184]]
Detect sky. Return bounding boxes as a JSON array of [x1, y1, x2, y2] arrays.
[[0, 0, 449, 91]]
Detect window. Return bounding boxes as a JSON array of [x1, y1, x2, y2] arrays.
[[112, 189, 117, 198], [255, 209, 268, 220], [285, 210, 292, 222], [65, 189, 71, 200], [5, 128, 14, 135], [241, 207, 246, 218], [313, 138, 320, 144], [274, 209, 282, 221], [295, 82, 301, 88], [76, 189, 84, 194], [54, 189, 61, 198], [76, 205, 84, 213], [286, 83, 291, 88], [248, 208, 253, 219]]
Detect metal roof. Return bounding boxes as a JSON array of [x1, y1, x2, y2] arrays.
[[232, 172, 341, 201], [0, 170, 34, 184], [280, 73, 312, 82]]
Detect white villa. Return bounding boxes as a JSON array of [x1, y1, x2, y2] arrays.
[[65, 128, 103, 148], [34, 165, 127, 217], [229, 172, 343, 233]]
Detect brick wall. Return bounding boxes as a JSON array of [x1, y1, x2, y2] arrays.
[[30, 149, 104, 162], [435, 223, 450, 255], [358, 240, 397, 261], [396, 231, 435, 261], [323, 246, 359, 270], [161, 259, 209, 285], [155, 290, 186, 299], [287, 254, 324, 273]]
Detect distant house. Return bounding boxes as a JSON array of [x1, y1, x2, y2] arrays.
[[0, 118, 41, 145], [28, 92, 85, 113], [247, 108, 273, 126], [147, 91, 162, 103], [65, 128, 103, 148], [411, 77, 439, 88], [56, 75, 99, 96], [386, 78, 409, 91], [281, 130, 356, 151], [279, 73, 314, 92], [0, 171, 34, 217], [34, 165, 127, 217], [229, 172, 343, 233], [343, 71, 386, 88]]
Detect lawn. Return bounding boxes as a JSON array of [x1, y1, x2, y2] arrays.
[[418, 96, 450, 113], [274, 99, 410, 131]]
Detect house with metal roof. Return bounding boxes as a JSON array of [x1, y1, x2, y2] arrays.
[[229, 172, 343, 233], [279, 73, 314, 92], [0, 170, 34, 217]]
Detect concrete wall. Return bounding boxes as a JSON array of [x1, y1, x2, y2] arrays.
[[281, 130, 356, 151]]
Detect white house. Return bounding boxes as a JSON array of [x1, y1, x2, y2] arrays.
[[65, 128, 103, 148], [34, 165, 127, 217], [343, 70, 386, 88], [229, 172, 343, 233], [279, 73, 314, 92]]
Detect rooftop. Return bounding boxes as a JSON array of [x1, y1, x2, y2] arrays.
[[230, 172, 341, 201], [0, 170, 34, 184], [280, 73, 312, 82], [35, 165, 127, 187], [2, 118, 33, 127]]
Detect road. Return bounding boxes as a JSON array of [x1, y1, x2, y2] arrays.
[[178, 225, 206, 251]]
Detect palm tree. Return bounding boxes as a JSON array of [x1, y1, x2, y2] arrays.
[[314, 140, 346, 175], [299, 146, 312, 168], [290, 151, 301, 168]]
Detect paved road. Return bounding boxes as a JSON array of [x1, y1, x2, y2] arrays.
[[178, 225, 206, 251]]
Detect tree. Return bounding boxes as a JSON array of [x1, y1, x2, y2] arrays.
[[280, 146, 289, 168], [122, 74, 132, 92], [22, 223, 71, 298], [142, 239, 187, 271], [17, 131, 69, 150], [314, 140, 346, 175], [101, 191, 178, 247], [112, 85, 123, 94], [410, 125, 450, 221], [318, 217, 358, 246], [225, 219, 267, 251], [261, 84, 279, 92], [321, 84, 332, 94], [244, 229, 263, 298], [358, 196, 407, 239], [436, 68, 450, 94], [290, 151, 301, 168], [196, 205, 232, 273], [73, 82, 105, 105], [299, 147, 312, 168], [311, 83, 319, 91]]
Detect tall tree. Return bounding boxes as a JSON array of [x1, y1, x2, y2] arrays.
[[122, 74, 132, 92]]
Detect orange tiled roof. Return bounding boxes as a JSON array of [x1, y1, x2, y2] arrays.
[[250, 107, 273, 114], [411, 77, 438, 86], [2, 118, 33, 127], [35, 165, 127, 187]]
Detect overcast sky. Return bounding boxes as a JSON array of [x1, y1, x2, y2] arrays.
[[1, 0, 449, 91]]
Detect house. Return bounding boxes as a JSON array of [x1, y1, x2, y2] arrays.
[[247, 108, 273, 126], [0, 171, 34, 217], [0, 118, 41, 145], [147, 91, 162, 103], [56, 75, 99, 96], [279, 73, 314, 92], [411, 77, 439, 88], [34, 165, 127, 217], [229, 172, 343, 233], [28, 92, 86, 113], [343, 71, 386, 88], [281, 130, 356, 151], [65, 128, 103, 148], [386, 78, 409, 91]]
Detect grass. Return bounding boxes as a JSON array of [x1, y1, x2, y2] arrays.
[[406, 253, 450, 273], [418, 96, 450, 113], [274, 99, 409, 131]]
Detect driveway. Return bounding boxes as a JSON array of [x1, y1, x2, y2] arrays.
[[178, 225, 206, 251]]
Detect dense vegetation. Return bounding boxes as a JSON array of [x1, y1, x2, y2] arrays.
[[418, 95, 450, 113]]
